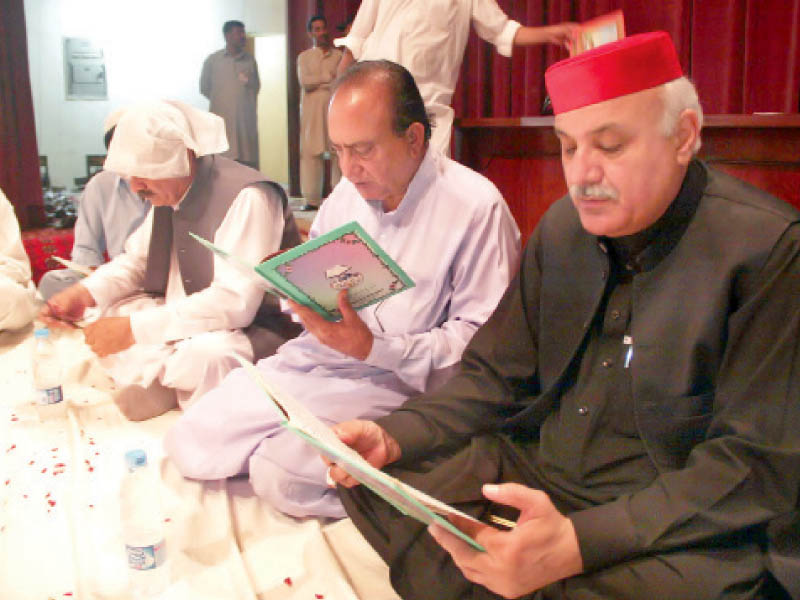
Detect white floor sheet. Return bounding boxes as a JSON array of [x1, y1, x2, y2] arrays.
[[0, 326, 398, 600]]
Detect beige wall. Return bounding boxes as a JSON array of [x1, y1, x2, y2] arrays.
[[255, 34, 289, 186], [25, 0, 288, 188]]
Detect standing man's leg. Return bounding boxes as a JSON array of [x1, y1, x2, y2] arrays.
[[300, 153, 323, 209], [329, 152, 341, 190]]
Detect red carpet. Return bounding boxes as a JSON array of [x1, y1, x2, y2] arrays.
[[21, 227, 74, 284]]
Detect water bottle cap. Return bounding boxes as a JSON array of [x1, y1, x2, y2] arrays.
[[124, 449, 147, 470], [34, 328, 50, 338]]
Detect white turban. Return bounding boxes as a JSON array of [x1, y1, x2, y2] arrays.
[[103, 100, 229, 179], [102, 107, 125, 133]]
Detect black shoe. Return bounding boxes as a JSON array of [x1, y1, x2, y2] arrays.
[[298, 204, 319, 211]]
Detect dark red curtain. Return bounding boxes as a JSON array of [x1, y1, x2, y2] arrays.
[[286, 0, 361, 196], [452, 0, 800, 119], [322, 0, 361, 34], [692, 0, 800, 113], [294, 1, 799, 119], [0, 0, 45, 229], [283, 0, 800, 197]]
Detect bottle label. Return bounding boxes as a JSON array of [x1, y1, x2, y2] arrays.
[[38, 386, 63, 405], [125, 539, 166, 570]]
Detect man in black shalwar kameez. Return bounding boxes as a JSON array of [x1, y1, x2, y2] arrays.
[[327, 32, 800, 600]]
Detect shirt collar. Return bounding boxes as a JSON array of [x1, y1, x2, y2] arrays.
[[604, 159, 706, 273], [365, 147, 437, 218]]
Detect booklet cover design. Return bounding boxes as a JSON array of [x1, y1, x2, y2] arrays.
[[191, 221, 414, 320], [257, 222, 414, 320], [570, 10, 625, 56]]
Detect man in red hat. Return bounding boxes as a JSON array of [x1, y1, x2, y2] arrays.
[[328, 32, 800, 599]]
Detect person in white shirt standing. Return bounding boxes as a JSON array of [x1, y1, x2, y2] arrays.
[[40, 100, 301, 419], [335, 0, 577, 155], [0, 187, 37, 331]]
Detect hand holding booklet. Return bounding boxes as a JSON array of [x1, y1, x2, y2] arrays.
[[191, 221, 414, 321], [233, 355, 490, 552], [569, 10, 625, 56], [50, 256, 94, 277]]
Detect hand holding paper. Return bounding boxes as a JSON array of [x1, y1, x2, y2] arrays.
[[233, 355, 489, 552], [289, 290, 374, 360], [39, 283, 95, 329], [192, 221, 414, 321], [429, 483, 583, 598], [326, 420, 402, 488]]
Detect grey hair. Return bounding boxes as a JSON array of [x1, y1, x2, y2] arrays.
[[660, 77, 703, 154]]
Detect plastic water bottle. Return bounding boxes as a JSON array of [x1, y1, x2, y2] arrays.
[[32, 327, 67, 420], [120, 449, 169, 597]]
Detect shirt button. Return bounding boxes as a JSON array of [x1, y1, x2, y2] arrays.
[[577, 405, 590, 416], [602, 358, 614, 368], [610, 310, 621, 320]]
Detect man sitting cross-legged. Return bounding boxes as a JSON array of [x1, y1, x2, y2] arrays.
[[165, 60, 521, 519]]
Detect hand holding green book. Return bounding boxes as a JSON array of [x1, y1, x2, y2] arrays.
[[232, 354, 489, 552], [191, 221, 414, 320]]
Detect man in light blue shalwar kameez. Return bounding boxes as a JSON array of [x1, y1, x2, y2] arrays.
[[165, 60, 521, 518]]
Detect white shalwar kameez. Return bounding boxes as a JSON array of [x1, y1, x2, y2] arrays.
[[335, 0, 521, 154], [81, 185, 283, 407], [0, 189, 37, 331], [166, 149, 521, 517]]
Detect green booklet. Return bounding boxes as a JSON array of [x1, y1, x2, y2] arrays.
[[191, 221, 415, 321], [233, 355, 488, 552]]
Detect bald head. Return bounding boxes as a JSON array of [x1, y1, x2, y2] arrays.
[[328, 61, 429, 212], [332, 60, 432, 145]]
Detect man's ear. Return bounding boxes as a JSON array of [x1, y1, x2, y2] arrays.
[[405, 122, 426, 156], [675, 109, 700, 166]]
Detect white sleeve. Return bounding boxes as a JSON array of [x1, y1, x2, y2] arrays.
[[364, 198, 521, 392], [471, 0, 522, 57], [80, 208, 151, 308], [332, 0, 379, 59], [129, 185, 284, 344], [0, 191, 32, 285]]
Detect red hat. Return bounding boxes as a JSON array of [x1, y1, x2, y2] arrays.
[[545, 32, 683, 115]]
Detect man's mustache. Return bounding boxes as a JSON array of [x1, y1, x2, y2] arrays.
[[569, 184, 619, 200]]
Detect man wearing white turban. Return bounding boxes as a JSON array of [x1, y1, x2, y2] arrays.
[[38, 110, 149, 300], [41, 100, 301, 419]]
